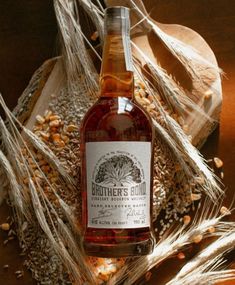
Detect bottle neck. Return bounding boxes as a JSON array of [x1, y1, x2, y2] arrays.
[[100, 8, 134, 99]]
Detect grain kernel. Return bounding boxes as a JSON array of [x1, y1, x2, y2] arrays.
[[35, 115, 45, 124], [23, 177, 29, 185], [208, 226, 215, 233], [183, 215, 191, 225], [50, 127, 58, 133], [204, 89, 213, 100], [139, 89, 146, 97], [58, 140, 65, 147], [191, 193, 201, 201], [34, 177, 43, 185], [37, 153, 43, 160], [177, 252, 185, 260], [147, 94, 154, 102], [34, 170, 42, 178], [214, 157, 223, 168], [183, 124, 189, 133], [49, 120, 60, 128], [145, 271, 152, 281], [61, 134, 69, 143], [91, 31, 99, 41], [52, 133, 61, 141], [44, 110, 52, 121], [195, 176, 204, 185], [50, 177, 58, 183], [220, 206, 231, 216], [49, 115, 61, 121], [40, 131, 50, 140], [67, 124, 78, 132], [0, 223, 10, 231], [28, 158, 34, 165], [135, 96, 142, 105], [148, 103, 155, 109], [178, 116, 185, 126], [41, 165, 50, 173], [193, 234, 203, 244], [141, 97, 151, 105], [175, 164, 181, 171], [33, 125, 42, 131]]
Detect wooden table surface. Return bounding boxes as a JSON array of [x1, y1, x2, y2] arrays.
[[0, 1, 234, 284]]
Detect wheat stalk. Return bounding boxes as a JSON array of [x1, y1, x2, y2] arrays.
[[107, 199, 234, 285], [167, 253, 235, 285]]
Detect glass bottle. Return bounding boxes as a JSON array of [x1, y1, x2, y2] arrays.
[[80, 6, 154, 257]]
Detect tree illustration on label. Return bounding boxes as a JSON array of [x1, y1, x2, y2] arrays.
[[95, 155, 141, 186]]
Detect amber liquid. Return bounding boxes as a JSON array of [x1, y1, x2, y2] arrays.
[[80, 32, 154, 257]]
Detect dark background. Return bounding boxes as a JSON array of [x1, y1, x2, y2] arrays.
[[0, 1, 234, 284]]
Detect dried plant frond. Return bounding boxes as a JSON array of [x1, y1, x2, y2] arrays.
[[54, 0, 99, 97], [167, 252, 235, 285], [107, 199, 234, 285], [0, 95, 96, 284], [28, 178, 96, 284], [78, 0, 104, 43], [168, 268, 235, 285], [0, 155, 9, 205], [176, 231, 235, 280], [129, 0, 223, 87], [0, 150, 25, 221], [132, 53, 223, 203], [165, 115, 222, 199], [0, 119, 33, 217]]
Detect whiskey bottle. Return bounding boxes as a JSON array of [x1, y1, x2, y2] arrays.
[[80, 6, 154, 257]]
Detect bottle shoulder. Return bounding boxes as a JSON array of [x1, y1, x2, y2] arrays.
[[80, 97, 153, 142], [81, 97, 152, 127]]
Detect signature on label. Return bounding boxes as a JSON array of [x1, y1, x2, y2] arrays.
[[92, 207, 115, 222], [125, 207, 146, 220]]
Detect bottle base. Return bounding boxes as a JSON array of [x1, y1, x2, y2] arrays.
[[83, 238, 154, 258]]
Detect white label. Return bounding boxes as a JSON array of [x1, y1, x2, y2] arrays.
[[86, 141, 151, 229]]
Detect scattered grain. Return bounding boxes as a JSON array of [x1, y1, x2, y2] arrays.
[[193, 234, 203, 244], [214, 157, 223, 168], [177, 252, 185, 260], [191, 193, 201, 201], [3, 239, 9, 245], [204, 90, 213, 100], [183, 215, 191, 225], [91, 31, 99, 41], [0, 223, 10, 231], [220, 206, 231, 216], [40, 131, 50, 140], [49, 120, 60, 128], [36, 115, 45, 124], [66, 124, 78, 132], [145, 271, 152, 281], [208, 226, 215, 234], [44, 110, 52, 121], [182, 124, 189, 133], [49, 115, 61, 121]]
